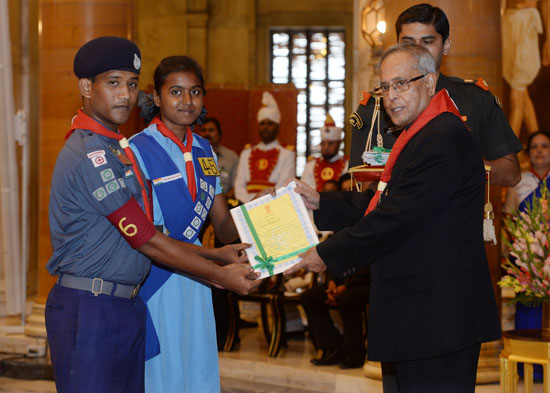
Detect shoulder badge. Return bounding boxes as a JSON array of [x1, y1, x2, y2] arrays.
[[307, 155, 316, 162], [359, 91, 372, 106], [243, 143, 252, 149], [285, 144, 295, 151], [495, 95, 503, 109], [198, 157, 220, 176], [349, 112, 364, 129], [475, 78, 489, 91], [463, 78, 489, 91]]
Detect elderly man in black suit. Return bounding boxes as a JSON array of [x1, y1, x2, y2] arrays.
[[284, 43, 501, 393]]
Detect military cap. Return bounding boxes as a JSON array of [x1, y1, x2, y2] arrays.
[[73, 36, 141, 78]]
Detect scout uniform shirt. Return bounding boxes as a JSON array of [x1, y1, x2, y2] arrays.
[[47, 128, 151, 285]]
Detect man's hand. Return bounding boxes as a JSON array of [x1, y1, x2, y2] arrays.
[[326, 280, 337, 306], [212, 243, 251, 264], [283, 246, 326, 275], [284, 178, 320, 210], [216, 263, 262, 295]]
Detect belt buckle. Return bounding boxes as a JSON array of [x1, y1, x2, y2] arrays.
[[131, 284, 140, 298], [91, 278, 104, 297]]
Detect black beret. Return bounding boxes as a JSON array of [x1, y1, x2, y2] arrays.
[[73, 36, 141, 78]]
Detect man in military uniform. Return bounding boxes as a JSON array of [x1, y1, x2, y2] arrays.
[[45, 36, 260, 393], [234, 91, 296, 203], [198, 117, 239, 197], [301, 113, 349, 192], [349, 3, 522, 187]]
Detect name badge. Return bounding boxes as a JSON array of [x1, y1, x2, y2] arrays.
[[198, 157, 220, 176]]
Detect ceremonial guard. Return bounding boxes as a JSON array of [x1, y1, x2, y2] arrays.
[[301, 114, 349, 191], [234, 91, 296, 202], [348, 3, 522, 187]]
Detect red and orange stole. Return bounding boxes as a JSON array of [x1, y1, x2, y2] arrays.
[[313, 157, 347, 192]]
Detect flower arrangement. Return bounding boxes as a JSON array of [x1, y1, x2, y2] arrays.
[[499, 181, 550, 306]]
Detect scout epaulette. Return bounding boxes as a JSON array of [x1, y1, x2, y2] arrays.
[[285, 144, 295, 151], [243, 143, 252, 149]]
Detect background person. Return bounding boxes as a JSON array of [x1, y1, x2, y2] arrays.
[[301, 113, 348, 192], [503, 130, 550, 380], [234, 91, 296, 203], [198, 117, 239, 197]]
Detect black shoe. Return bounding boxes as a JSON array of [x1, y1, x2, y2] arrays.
[[337, 355, 365, 369], [238, 318, 258, 329], [310, 348, 343, 366]]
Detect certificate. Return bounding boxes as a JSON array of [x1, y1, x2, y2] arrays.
[[230, 181, 319, 278]]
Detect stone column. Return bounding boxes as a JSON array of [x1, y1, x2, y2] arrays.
[[25, 0, 136, 338], [363, 0, 503, 383]]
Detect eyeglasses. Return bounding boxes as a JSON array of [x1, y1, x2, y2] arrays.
[[375, 74, 426, 97]]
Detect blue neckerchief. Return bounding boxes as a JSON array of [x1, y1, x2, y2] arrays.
[[131, 132, 217, 360]]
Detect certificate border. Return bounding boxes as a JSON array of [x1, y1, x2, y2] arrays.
[[230, 181, 318, 278]]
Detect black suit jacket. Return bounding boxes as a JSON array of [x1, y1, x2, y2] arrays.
[[315, 112, 501, 362]]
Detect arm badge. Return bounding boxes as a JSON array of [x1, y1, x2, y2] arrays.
[[349, 112, 364, 129]]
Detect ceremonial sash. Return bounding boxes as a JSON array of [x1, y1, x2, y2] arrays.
[[131, 128, 218, 360], [365, 89, 466, 215], [246, 147, 279, 193], [519, 170, 550, 212], [313, 157, 347, 192]]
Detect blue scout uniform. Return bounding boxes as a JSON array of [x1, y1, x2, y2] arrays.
[[130, 122, 223, 393], [349, 73, 523, 168], [46, 127, 154, 393]]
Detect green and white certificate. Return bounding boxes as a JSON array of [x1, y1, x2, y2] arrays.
[[230, 181, 319, 278]]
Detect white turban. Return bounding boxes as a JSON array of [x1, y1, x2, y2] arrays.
[[320, 113, 342, 141], [257, 91, 281, 124]]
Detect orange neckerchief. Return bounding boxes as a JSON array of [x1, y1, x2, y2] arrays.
[[150, 116, 197, 202], [364, 89, 465, 216], [66, 109, 153, 221]]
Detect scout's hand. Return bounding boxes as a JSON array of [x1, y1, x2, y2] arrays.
[[283, 246, 326, 275], [214, 243, 250, 264], [284, 178, 320, 210], [219, 263, 262, 295]]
